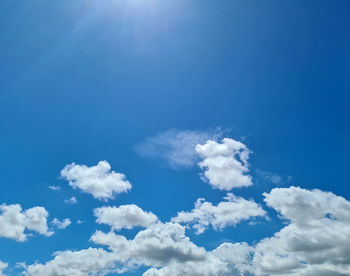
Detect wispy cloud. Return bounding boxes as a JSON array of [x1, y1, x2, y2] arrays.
[[135, 128, 224, 169], [255, 169, 292, 187], [64, 197, 77, 204], [48, 185, 60, 191]]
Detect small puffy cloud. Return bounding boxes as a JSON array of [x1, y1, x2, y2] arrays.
[[196, 138, 252, 190], [0, 204, 52, 242], [172, 193, 266, 234], [135, 129, 223, 169], [64, 197, 77, 204], [48, 186, 60, 191], [0, 261, 8, 276], [94, 204, 158, 230], [61, 161, 132, 201], [253, 186, 350, 275], [51, 218, 71, 230]]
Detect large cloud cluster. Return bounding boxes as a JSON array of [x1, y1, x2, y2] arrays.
[[253, 186, 350, 275]]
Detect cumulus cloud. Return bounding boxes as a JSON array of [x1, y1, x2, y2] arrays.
[[172, 193, 266, 234], [51, 218, 71, 230], [0, 261, 8, 276], [94, 204, 158, 231], [24, 186, 350, 276], [196, 138, 253, 190], [25, 248, 118, 276], [91, 222, 207, 268], [0, 204, 52, 242], [64, 197, 77, 204], [253, 186, 350, 275], [135, 129, 223, 169], [61, 161, 132, 201]]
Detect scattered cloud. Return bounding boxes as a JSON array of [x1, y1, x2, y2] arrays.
[[94, 204, 158, 231], [76, 220, 84, 224], [135, 129, 224, 169], [196, 138, 253, 190], [48, 186, 60, 191], [64, 197, 77, 204], [0, 204, 52, 242], [51, 218, 71, 230], [172, 193, 266, 234], [61, 161, 132, 201]]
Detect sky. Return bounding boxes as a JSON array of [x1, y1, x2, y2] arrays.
[[1, 0, 350, 275]]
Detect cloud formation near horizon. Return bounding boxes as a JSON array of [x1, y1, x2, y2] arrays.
[[24, 186, 350, 276], [2, 134, 350, 276]]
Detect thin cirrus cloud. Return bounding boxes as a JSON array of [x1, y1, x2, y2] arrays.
[[172, 193, 266, 234], [135, 128, 224, 169], [60, 161, 132, 201], [24, 186, 350, 276]]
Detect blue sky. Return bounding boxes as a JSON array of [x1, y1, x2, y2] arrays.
[[1, 1, 350, 275]]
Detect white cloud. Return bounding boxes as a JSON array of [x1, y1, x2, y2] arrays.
[[0, 261, 8, 276], [94, 204, 158, 230], [61, 161, 132, 201], [252, 186, 350, 275], [196, 138, 253, 190], [135, 129, 224, 169], [91, 222, 207, 268], [172, 193, 266, 234], [51, 218, 71, 230], [48, 186, 60, 191], [25, 248, 118, 276], [24, 185, 350, 276], [0, 204, 52, 242], [64, 197, 77, 204]]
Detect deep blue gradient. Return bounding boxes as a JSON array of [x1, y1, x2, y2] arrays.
[[1, 1, 349, 274]]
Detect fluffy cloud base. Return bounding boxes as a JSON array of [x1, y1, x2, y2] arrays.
[[24, 187, 350, 276]]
